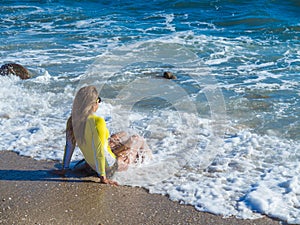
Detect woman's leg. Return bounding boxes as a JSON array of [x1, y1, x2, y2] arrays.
[[116, 134, 152, 164], [109, 132, 152, 171], [109, 131, 130, 171], [109, 131, 128, 150]]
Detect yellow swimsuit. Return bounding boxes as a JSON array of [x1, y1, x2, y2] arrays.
[[77, 114, 116, 176]]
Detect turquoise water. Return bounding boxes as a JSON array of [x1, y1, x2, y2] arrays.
[[0, 0, 300, 223]]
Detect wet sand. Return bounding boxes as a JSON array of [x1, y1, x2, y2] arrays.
[[0, 151, 281, 225]]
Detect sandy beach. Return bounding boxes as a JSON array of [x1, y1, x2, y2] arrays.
[[0, 151, 281, 225]]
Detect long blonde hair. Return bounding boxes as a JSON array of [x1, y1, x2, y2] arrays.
[[71, 85, 98, 145]]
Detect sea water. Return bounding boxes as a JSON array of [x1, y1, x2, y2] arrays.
[[0, 0, 299, 223]]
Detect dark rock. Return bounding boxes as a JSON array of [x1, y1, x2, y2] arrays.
[[163, 71, 176, 80], [0, 63, 32, 79]]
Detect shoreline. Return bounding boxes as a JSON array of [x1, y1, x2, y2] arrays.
[[0, 150, 281, 225]]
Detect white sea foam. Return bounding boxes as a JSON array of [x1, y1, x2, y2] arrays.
[[115, 129, 300, 223], [0, 75, 74, 160]]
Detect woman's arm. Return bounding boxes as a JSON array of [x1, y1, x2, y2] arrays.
[[51, 117, 76, 176], [90, 116, 107, 177], [93, 116, 118, 185], [62, 116, 76, 169], [62, 130, 76, 170]]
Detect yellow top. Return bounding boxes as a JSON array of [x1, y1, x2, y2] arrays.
[[77, 114, 116, 176]]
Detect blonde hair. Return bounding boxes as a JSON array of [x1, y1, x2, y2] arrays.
[[71, 86, 98, 145]]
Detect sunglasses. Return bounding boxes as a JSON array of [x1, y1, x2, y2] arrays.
[[96, 96, 102, 104]]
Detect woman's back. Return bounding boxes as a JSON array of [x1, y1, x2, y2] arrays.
[[78, 114, 116, 176]]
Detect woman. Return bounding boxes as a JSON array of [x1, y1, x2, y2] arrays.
[[54, 86, 152, 185]]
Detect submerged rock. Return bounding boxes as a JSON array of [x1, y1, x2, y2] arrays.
[[0, 113, 10, 119], [0, 63, 32, 80]]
